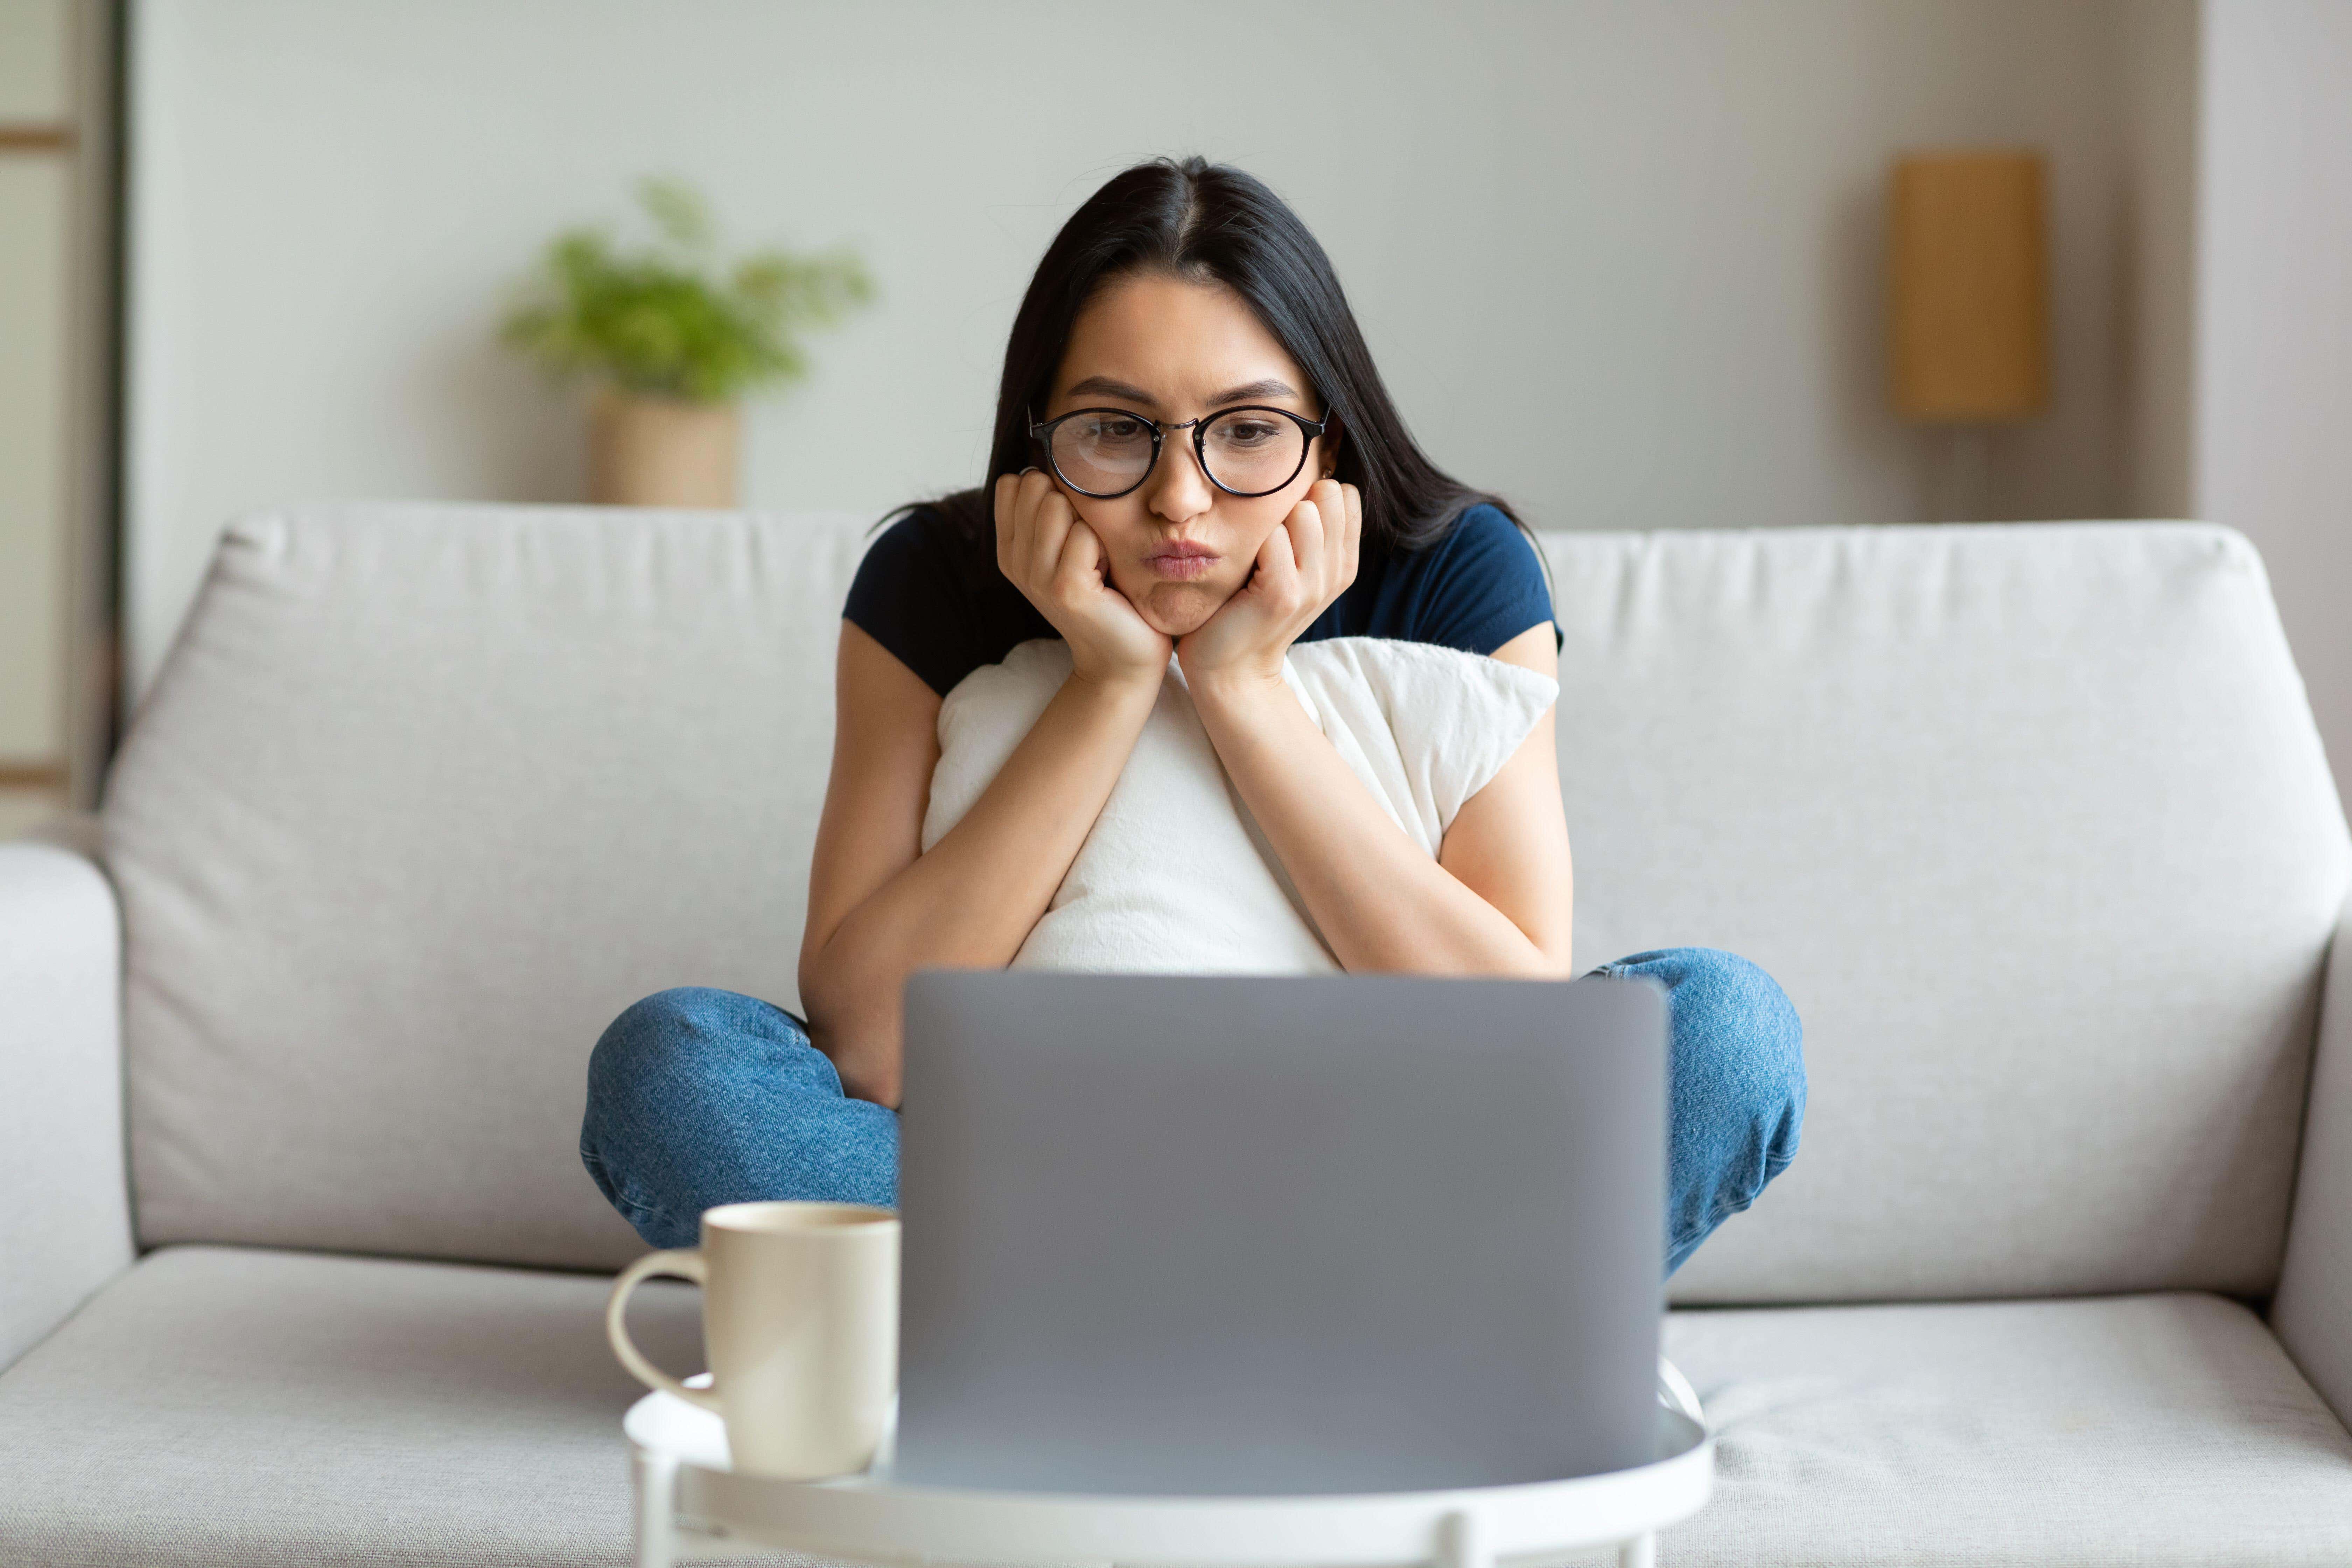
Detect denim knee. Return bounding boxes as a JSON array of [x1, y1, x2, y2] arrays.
[[588, 987, 838, 1108], [583, 986, 901, 1249], [581, 986, 838, 1246], [1595, 947, 1805, 1272]]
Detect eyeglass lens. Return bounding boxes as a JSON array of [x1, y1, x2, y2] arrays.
[[1048, 409, 1308, 497]]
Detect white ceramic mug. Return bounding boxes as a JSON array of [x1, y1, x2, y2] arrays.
[[606, 1200, 900, 1479]]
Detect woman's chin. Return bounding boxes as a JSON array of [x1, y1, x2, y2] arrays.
[[1131, 583, 1229, 639]]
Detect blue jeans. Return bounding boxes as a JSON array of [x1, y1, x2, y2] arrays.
[[581, 949, 1804, 1275]]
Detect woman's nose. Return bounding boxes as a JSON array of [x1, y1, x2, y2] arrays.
[[1147, 434, 1215, 523]]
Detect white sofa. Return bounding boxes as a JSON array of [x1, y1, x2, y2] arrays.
[[4, 505, 2350, 1566]]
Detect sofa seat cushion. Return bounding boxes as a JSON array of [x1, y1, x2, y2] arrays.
[[6, 1255, 2349, 1567], [0, 1244, 751, 1568], [1660, 1292, 2352, 1566]]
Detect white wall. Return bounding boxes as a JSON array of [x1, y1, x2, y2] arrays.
[[2197, 0, 2352, 788], [2119, 0, 2199, 517], [128, 0, 2148, 692]]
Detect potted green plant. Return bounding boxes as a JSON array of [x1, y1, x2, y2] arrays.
[[503, 178, 873, 506]]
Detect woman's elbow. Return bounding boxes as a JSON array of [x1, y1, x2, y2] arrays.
[[1492, 928, 1576, 980], [812, 1016, 903, 1110], [841, 1056, 903, 1112], [798, 964, 904, 1110]]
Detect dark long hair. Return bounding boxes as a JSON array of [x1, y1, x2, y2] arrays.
[[913, 157, 1521, 556]]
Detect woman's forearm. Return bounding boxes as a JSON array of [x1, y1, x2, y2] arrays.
[[803, 668, 1160, 1105], [1190, 671, 1564, 977]]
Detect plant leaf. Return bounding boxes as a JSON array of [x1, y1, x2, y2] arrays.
[[498, 180, 874, 401]]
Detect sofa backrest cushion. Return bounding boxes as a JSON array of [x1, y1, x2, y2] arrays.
[[106, 509, 2351, 1295], [1547, 523, 2349, 1303], [108, 507, 869, 1271]]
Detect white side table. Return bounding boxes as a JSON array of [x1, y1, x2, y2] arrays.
[[624, 1368, 1712, 1568]]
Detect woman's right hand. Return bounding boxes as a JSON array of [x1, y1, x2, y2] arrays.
[[994, 469, 1172, 687]]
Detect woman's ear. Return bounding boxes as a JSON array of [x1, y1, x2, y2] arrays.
[[1320, 419, 1343, 478]]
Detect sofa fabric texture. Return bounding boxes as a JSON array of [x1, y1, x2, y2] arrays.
[[1661, 1292, 2352, 1566], [101, 509, 2352, 1300], [105, 507, 870, 1273], [1546, 524, 2350, 1304], [2274, 892, 2352, 1423], [3, 1249, 2345, 1568], [0, 842, 134, 1368], [0, 1246, 713, 1568]]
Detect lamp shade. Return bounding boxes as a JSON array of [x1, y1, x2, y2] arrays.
[[1888, 151, 2047, 421]]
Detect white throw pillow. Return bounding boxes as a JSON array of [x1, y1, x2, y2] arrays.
[[921, 637, 1558, 973]]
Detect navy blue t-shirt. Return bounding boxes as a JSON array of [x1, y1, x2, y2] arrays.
[[843, 502, 1556, 698]]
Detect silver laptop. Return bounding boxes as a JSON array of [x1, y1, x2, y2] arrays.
[[894, 971, 1666, 1496]]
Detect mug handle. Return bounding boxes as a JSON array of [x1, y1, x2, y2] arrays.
[[606, 1249, 722, 1413]]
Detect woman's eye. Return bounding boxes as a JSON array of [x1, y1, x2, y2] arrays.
[[1088, 418, 1148, 442], [1217, 421, 1281, 446]]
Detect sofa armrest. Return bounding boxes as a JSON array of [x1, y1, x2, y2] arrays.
[[0, 831, 135, 1370], [2277, 893, 2352, 1425]]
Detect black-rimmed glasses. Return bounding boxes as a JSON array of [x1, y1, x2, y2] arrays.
[[1029, 406, 1330, 499]]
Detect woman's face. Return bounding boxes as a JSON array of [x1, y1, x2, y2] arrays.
[[1040, 272, 1332, 638]]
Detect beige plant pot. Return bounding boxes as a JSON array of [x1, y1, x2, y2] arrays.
[[588, 388, 742, 507]]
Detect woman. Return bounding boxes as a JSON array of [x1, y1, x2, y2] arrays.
[[582, 158, 1803, 1275]]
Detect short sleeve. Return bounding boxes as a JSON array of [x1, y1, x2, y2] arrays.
[[1396, 505, 1558, 656], [844, 513, 967, 697], [843, 510, 1054, 697]]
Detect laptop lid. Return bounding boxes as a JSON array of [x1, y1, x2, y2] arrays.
[[896, 972, 1665, 1496]]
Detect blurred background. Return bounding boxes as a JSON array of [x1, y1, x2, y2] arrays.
[[2, 0, 2347, 831]]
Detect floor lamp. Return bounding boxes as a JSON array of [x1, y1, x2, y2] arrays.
[[1887, 151, 2047, 523]]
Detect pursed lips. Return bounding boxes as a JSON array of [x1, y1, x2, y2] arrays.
[[1142, 540, 1218, 580]]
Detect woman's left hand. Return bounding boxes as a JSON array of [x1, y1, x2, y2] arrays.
[[1177, 479, 1362, 691]]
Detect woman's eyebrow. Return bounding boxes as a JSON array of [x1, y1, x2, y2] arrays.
[[1064, 376, 1160, 405], [1207, 378, 1298, 406], [1060, 375, 1302, 408]]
